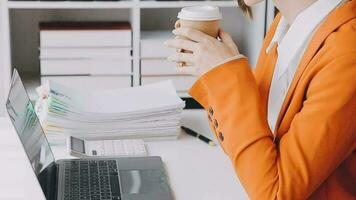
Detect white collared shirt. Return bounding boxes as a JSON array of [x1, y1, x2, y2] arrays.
[[266, 0, 346, 132]]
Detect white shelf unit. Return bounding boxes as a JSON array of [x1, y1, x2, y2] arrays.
[[0, 0, 274, 116], [7, 1, 237, 9]]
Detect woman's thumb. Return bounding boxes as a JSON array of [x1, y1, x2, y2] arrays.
[[174, 20, 181, 29], [219, 29, 239, 54]]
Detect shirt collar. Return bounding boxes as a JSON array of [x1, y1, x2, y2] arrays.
[[265, 17, 289, 54], [266, 0, 345, 79]]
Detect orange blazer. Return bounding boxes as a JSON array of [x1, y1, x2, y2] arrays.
[[189, 1, 356, 199]]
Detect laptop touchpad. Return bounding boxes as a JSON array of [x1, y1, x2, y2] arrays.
[[120, 169, 170, 194]]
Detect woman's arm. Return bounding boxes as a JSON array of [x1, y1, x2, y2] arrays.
[[189, 54, 356, 199]]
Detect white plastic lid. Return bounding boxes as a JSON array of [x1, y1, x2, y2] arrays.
[[177, 6, 222, 21]]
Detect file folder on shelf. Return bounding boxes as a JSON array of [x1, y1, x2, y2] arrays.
[[39, 21, 133, 91], [40, 21, 132, 48]]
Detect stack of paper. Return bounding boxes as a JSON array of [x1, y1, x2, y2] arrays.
[[35, 80, 185, 143]]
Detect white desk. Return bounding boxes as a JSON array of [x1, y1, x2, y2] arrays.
[[0, 110, 248, 200]]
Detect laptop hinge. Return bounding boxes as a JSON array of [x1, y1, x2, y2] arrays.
[[38, 162, 58, 200]]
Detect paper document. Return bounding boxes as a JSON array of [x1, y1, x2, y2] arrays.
[[35, 80, 185, 142]]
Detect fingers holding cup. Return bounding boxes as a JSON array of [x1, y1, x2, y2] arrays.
[[176, 48, 186, 68], [167, 52, 195, 74], [175, 65, 197, 75], [174, 35, 186, 67], [167, 52, 194, 64], [166, 6, 223, 75], [165, 37, 197, 67], [164, 38, 198, 52]]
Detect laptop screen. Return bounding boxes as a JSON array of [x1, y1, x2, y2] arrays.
[[6, 69, 56, 197]]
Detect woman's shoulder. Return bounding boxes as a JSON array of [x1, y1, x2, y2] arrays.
[[317, 1, 356, 57], [308, 18, 356, 92], [323, 18, 356, 57]]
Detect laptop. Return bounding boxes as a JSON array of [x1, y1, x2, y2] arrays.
[[6, 69, 173, 200]]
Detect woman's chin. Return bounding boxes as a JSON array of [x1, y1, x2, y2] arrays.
[[244, 0, 264, 6]]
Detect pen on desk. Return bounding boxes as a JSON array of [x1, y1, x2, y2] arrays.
[[181, 126, 216, 146]]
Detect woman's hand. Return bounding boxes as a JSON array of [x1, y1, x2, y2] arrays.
[[164, 27, 240, 76]]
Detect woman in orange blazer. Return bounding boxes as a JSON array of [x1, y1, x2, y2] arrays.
[[165, 0, 355, 199]]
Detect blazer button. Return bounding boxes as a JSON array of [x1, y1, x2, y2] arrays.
[[207, 114, 212, 122], [208, 107, 214, 116], [213, 119, 218, 128], [218, 132, 224, 142]]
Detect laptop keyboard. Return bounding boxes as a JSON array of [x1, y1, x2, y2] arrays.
[[64, 160, 121, 200]]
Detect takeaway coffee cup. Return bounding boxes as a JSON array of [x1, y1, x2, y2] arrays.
[[176, 6, 222, 68], [177, 6, 222, 38]]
